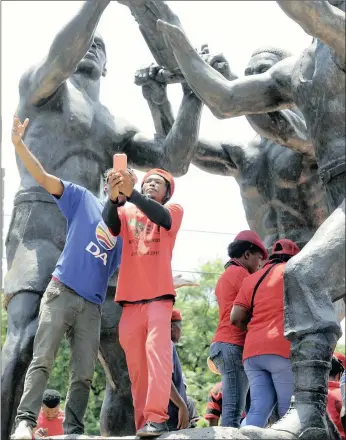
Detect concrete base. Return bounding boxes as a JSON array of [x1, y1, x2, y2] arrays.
[[46, 427, 239, 440]]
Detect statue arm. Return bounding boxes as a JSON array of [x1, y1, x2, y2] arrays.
[[146, 98, 174, 137], [192, 139, 242, 177], [276, 1, 345, 64], [156, 21, 295, 120], [20, 0, 110, 106], [123, 90, 204, 177]]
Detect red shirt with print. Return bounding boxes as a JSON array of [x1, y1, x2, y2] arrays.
[[234, 262, 290, 361], [212, 262, 250, 346], [115, 203, 183, 303], [327, 380, 345, 440], [36, 409, 64, 436]]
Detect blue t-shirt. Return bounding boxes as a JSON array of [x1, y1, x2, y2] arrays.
[[168, 342, 188, 430], [52, 181, 122, 304]]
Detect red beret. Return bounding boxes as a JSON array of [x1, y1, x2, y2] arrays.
[[234, 230, 268, 260], [335, 351, 346, 369], [171, 309, 182, 322], [142, 169, 175, 197], [272, 239, 300, 257]]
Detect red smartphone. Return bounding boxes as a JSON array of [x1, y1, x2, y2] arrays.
[[113, 153, 127, 171]]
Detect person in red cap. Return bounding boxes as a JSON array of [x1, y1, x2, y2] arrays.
[[231, 238, 300, 427], [209, 230, 267, 428], [102, 168, 183, 437], [327, 356, 345, 440]]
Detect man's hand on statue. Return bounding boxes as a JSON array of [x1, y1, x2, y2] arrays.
[[173, 274, 200, 289], [107, 170, 122, 202], [135, 64, 168, 106], [12, 115, 29, 147], [117, 169, 135, 197]]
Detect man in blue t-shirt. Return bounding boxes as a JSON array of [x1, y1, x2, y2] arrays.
[[10, 116, 125, 440], [168, 309, 190, 432]]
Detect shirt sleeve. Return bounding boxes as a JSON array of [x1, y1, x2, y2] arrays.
[[205, 389, 222, 421], [234, 276, 253, 310], [167, 204, 184, 236], [51, 180, 85, 221]]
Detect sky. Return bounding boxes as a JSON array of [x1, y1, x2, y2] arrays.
[[1, 1, 344, 339]]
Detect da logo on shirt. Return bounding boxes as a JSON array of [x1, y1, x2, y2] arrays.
[[96, 220, 117, 251]]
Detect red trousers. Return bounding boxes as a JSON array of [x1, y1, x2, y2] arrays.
[[119, 300, 173, 430]]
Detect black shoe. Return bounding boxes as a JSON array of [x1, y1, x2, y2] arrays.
[[136, 421, 169, 438]]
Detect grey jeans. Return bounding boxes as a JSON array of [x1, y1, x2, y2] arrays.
[[16, 279, 101, 434]]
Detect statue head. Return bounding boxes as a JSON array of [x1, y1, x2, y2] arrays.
[[244, 46, 293, 76], [76, 32, 107, 80]]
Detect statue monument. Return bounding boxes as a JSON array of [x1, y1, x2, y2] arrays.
[[1, 1, 205, 438], [155, 0, 346, 438]]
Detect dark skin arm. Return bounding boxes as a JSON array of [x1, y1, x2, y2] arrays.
[[156, 19, 296, 120], [208, 419, 219, 427], [170, 382, 189, 430], [276, 0, 345, 65], [230, 305, 250, 332], [21, 0, 110, 106]]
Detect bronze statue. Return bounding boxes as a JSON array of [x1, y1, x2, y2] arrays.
[[1, 1, 204, 438], [158, 1, 345, 438]]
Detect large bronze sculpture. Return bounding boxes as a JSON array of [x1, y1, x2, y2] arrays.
[[157, 1, 345, 438], [1, 1, 205, 438]]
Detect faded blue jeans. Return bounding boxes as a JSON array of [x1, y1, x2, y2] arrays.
[[210, 342, 249, 427], [242, 354, 293, 427]]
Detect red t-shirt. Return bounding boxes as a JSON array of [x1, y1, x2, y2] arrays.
[[234, 262, 290, 361], [212, 262, 250, 346], [328, 380, 346, 440], [115, 203, 183, 303], [36, 410, 64, 436]]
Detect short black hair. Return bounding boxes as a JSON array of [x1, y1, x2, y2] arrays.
[[228, 240, 263, 259], [330, 356, 344, 378], [268, 253, 293, 263], [42, 389, 61, 408]]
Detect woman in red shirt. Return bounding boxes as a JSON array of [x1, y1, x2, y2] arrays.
[[210, 230, 267, 428], [231, 239, 300, 427]]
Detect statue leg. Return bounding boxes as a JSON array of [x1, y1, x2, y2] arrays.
[[99, 287, 135, 436], [1, 293, 41, 440], [238, 200, 345, 440]]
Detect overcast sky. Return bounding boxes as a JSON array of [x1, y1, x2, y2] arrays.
[[1, 1, 344, 338]]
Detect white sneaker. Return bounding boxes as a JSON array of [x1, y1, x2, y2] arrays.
[[11, 420, 33, 439]]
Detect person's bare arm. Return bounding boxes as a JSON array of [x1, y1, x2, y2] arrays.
[[208, 419, 219, 427], [230, 305, 250, 332], [276, 1, 345, 65], [11, 116, 63, 196], [170, 381, 189, 430], [156, 20, 295, 120], [21, 0, 110, 106]]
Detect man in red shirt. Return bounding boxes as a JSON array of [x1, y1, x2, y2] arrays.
[[209, 230, 267, 428], [205, 382, 223, 427], [328, 356, 345, 440], [102, 168, 183, 437], [35, 390, 64, 437]]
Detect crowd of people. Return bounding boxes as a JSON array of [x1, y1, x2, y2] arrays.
[[9, 113, 345, 440]]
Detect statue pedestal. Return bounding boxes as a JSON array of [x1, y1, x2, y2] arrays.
[[46, 427, 239, 439]]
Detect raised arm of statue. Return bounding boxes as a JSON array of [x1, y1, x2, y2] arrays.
[[156, 20, 296, 120], [21, 0, 110, 106], [276, 0, 345, 65]]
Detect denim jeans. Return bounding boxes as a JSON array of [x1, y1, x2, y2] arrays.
[[16, 279, 101, 434], [341, 369, 346, 407], [210, 342, 248, 428], [242, 354, 293, 428]]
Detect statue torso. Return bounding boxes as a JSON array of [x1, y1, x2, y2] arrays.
[[232, 136, 328, 249]]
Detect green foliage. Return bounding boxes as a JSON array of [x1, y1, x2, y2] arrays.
[[336, 344, 345, 355]]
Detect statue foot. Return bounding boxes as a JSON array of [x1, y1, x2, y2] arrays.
[[156, 20, 192, 55], [11, 421, 33, 440], [238, 395, 342, 440]]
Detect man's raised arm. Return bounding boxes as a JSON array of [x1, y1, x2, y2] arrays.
[[22, 0, 110, 106], [156, 20, 296, 120], [276, 0, 345, 65]]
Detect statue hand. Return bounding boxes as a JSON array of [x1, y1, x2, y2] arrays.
[[135, 64, 168, 105], [12, 115, 29, 147], [199, 44, 233, 81]]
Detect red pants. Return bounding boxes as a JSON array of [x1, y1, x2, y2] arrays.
[[119, 300, 173, 430]]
